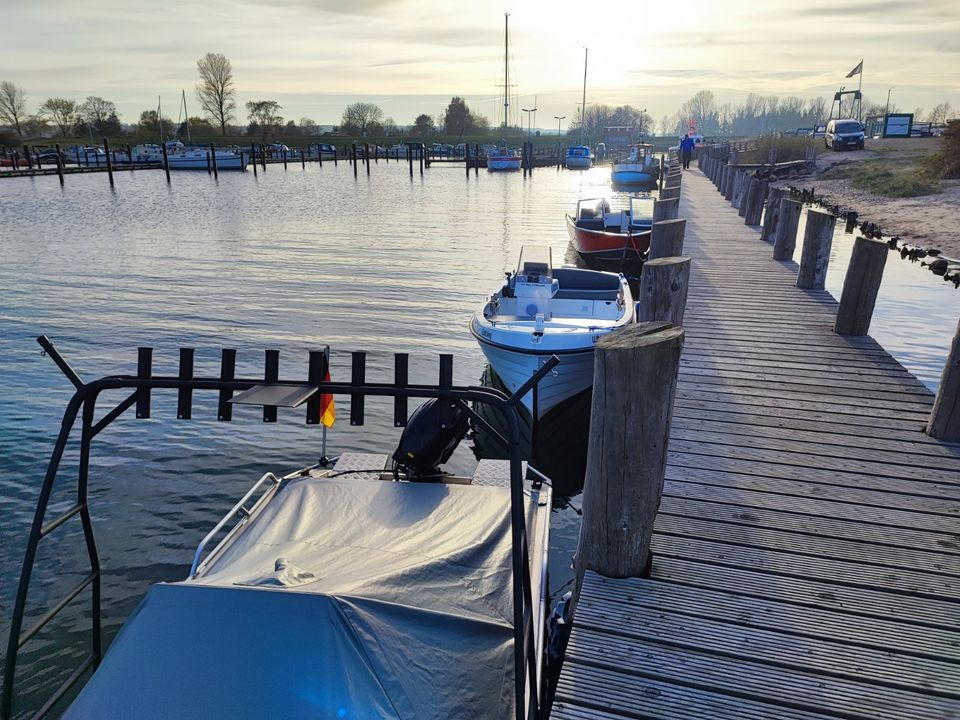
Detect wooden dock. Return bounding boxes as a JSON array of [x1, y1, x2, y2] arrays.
[[554, 169, 960, 719]]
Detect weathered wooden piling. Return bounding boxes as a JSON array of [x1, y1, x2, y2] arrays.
[[723, 166, 736, 201], [648, 219, 686, 259], [575, 321, 685, 586], [760, 186, 787, 242], [102, 137, 115, 187], [652, 197, 679, 222], [731, 170, 746, 208], [351, 143, 358, 178], [796, 208, 836, 289], [637, 257, 691, 325], [660, 186, 680, 201], [419, 143, 424, 175], [408, 144, 413, 178], [928, 320, 960, 441], [250, 142, 257, 177], [53, 144, 64, 185], [364, 143, 371, 175], [772, 198, 803, 261], [282, 147, 288, 171], [835, 235, 888, 336], [738, 176, 756, 218], [210, 143, 219, 179], [261, 144, 266, 172], [301, 148, 306, 169], [743, 178, 768, 226], [845, 211, 859, 233]]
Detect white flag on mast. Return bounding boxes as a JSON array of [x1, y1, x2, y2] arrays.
[[845, 60, 863, 78]]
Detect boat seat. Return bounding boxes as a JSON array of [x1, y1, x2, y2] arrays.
[[553, 268, 622, 301], [576, 218, 605, 230]]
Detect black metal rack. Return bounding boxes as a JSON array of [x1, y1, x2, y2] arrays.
[[2, 335, 557, 720]]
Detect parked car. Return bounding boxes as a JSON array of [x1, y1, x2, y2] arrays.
[[824, 119, 864, 150]]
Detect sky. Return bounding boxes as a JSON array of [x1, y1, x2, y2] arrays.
[[2, 0, 958, 131]]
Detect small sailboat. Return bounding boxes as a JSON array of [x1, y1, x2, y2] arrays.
[[565, 48, 593, 170], [471, 246, 635, 418], [487, 145, 523, 171]]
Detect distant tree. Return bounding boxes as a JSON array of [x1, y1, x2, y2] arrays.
[[39, 98, 77, 136], [0, 80, 27, 136], [180, 116, 215, 138], [22, 114, 49, 137], [806, 96, 828, 125], [381, 116, 399, 136], [929, 102, 952, 124], [410, 113, 435, 137], [913, 108, 925, 122], [341, 102, 384, 136], [77, 96, 121, 135], [442, 97, 489, 137], [246, 100, 283, 140], [298, 117, 317, 135], [196, 52, 236, 135], [138, 109, 173, 140]]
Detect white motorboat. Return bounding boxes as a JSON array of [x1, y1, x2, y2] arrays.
[[487, 146, 523, 171], [565, 145, 593, 169], [471, 246, 634, 418]]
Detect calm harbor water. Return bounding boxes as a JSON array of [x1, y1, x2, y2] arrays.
[[1, 162, 958, 716]]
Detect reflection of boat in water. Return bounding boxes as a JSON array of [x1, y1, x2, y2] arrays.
[[564, 145, 593, 169], [470, 246, 634, 419], [611, 144, 659, 186], [5, 338, 552, 720], [472, 364, 590, 499], [565, 196, 654, 277]]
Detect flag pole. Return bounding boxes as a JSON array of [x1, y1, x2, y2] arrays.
[[857, 60, 863, 121]]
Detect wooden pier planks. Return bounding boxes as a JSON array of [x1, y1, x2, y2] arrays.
[[555, 169, 960, 720]]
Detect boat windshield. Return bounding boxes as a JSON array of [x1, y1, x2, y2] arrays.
[[516, 246, 553, 280], [630, 197, 655, 225]]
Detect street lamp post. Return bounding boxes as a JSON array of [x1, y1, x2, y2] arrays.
[[639, 108, 646, 138], [522, 108, 537, 137], [554, 115, 566, 136], [885, 87, 893, 116]]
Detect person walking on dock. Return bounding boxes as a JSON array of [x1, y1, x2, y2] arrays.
[[679, 134, 695, 170]]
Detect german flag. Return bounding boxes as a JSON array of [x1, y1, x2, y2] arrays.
[[319, 363, 335, 428]]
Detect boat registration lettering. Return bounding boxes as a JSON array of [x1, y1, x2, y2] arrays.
[[480, 328, 492, 339]]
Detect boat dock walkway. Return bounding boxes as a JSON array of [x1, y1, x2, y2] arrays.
[[553, 169, 960, 719]]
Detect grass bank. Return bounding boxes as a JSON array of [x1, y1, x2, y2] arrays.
[[819, 155, 942, 198]]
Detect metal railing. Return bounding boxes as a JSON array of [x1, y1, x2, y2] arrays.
[[2, 335, 556, 720]]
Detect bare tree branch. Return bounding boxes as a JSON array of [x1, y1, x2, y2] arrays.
[[0, 81, 27, 137], [196, 53, 236, 136]]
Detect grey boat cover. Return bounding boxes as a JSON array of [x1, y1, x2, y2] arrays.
[[65, 476, 523, 720]]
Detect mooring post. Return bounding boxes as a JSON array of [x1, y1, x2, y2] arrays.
[[54, 143, 64, 186], [731, 170, 746, 208], [636, 257, 691, 325], [660, 186, 680, 201], [419, 144, 424, 175], [738, 175, 756, 218], [103, 137, 115, 188], [210, 143, 218, 179], [845, 211, 859, 233], [301, 147, 306, 169], [333, 146, 338, 167], [407, 144, 413, 178], [652, 197, 680, 222], [351, 143, 358, 178], [364, 143, 371, 175], [649, 219, 686, 259], [161, 140, 171, 183], [772, 198, 803, 261], [250, 142, 257, 177], [206, 150, 212, 174], [928, 319, 960, 441], [835, 236, 888, 336], [760, 186, 786, 242], [574, 322, 685, 592], [744, 178, 768, 226], [723, 165, 736, 201], [796, 208, 836, 290], [282, 148, 288, 170], [23, 144, 32, 170]]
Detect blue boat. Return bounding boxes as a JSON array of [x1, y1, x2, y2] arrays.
[[611, 144, 659, 186], [565, 145, 593, 169]]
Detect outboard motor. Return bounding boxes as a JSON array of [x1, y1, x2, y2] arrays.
[[391, 399, 469, 481]]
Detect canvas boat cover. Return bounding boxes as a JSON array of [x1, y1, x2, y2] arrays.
[[65, 476, 528, 720]]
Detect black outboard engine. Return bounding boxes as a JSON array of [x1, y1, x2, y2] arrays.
[[391, 399, 469, 481]]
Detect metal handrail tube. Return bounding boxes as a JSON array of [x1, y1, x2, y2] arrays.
[[189, 473, 281, 577], [17, 574, 96, 650], [39, 503, 83, 537]]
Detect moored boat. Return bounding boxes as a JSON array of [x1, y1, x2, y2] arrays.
[[487, 146, 523, 171], [611, 143, 659, 186], [3, 338, 553, 720], [471, 246, 634, 418], [564, 145, 593, 169], [565, 196, 654, 276]]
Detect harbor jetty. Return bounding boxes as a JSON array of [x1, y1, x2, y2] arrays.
[[556, 156, 960, 719]]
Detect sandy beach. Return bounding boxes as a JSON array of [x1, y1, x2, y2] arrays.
[[811, 137, 960, 258]]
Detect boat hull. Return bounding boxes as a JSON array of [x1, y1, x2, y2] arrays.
[[611, 167, 656, 185], [565, 215, 648, 276], [473, 338, 596, 418], [565, 156, 593, 169], [487, 158, 522, 171]]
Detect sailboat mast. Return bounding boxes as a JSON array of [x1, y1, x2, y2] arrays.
[[580, 48, 588, 145], [182, 89, 192, 144], [157, 95, 162, 142], [503, 12, 509, 129]]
